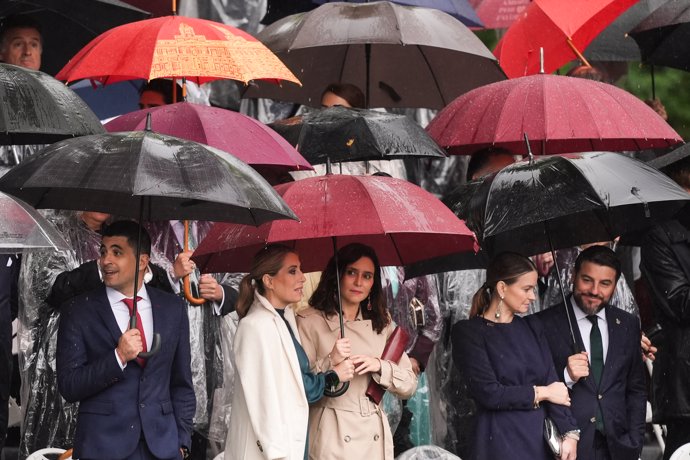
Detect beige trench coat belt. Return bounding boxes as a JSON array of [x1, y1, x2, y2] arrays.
[[314, 396, 381, 417]]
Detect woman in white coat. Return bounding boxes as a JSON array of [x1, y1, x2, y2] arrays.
[[225, 245, 354, 460]]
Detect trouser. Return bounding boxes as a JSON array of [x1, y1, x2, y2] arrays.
[[663, 419, 690, 460], [593, 431, 612, 460]]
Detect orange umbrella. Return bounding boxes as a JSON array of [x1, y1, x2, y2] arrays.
[[55, 15, 301, 86], [494, 0, 637, 78]]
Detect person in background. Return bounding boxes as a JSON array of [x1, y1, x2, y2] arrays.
[[641, 156, 690, 459], [139, 79, 184, 109], [321, 82, 365, 109], [225, 245, 353, 460], [453, 252, 578, 460]]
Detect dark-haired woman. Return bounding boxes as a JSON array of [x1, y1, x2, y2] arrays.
[[297, 243, 417, 460], [225, 245, 354, 460], [452, 252, 579, 460]]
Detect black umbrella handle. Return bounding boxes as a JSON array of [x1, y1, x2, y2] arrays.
[[324, 381, 349, 397], [139, 333, 161, 359]]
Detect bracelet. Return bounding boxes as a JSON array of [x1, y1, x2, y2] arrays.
[[533, 385, 540, 409], [562, 430, 581, 441]]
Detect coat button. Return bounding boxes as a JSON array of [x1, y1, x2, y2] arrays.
[[374, 434, 380, 441], [140, 403, 145, 408], [598, 394, 603, 400], [344, 435, 351, 442], [590, 417, 596, 423]]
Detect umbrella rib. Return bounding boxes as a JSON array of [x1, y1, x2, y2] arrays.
[[416, 45, 446, 107]]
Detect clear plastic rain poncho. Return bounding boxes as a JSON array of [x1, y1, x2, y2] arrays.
[[146, 221, 242, 441], [18, 211, 102, 457], [540, 247, 639, 317]]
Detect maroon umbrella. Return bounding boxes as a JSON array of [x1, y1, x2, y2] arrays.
[[191, 174, 477, 273], [104, 102, 312, 173], [427, 73, 683, 156]]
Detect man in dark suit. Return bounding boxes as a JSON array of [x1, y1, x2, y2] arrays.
[[535, 246, 647, 460], [57, 221, 195, 460]]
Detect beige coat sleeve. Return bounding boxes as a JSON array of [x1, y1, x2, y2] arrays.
[[371, 324, 418, 400]]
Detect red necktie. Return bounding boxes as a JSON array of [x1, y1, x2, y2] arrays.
[[122, 296, 147, 367]]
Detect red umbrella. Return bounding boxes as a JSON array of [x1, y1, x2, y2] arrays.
[[191, 174, 477, 273], [55, 15, 300, 86], [467, 0, 530, 29], [427, 73, 683, 156], [104, 102, 312, 172], [494, 0, 637, 78]]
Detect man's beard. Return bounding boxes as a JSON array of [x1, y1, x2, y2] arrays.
[[573, 290, 610, 316]]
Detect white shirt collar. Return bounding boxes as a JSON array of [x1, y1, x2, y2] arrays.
[[106, 284, 150, 308], [570, 296, 606, 322]]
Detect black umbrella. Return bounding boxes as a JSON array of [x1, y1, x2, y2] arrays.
[[268, 106, 446, 165], [0, 126, 297, 357], [0, 0, 150, 76], [464, 152, 689, 257], [243, 1, 505, 109], [583, 0, 668, 62], [0, 63, 104, 145], [458, 150, 690, 348], [630, 1, 690, 71]]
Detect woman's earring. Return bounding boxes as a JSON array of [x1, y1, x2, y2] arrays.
[[366, 296, 372, 311], [495, 296, 504, 319]]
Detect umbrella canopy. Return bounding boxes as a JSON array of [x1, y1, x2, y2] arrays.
[[0, 0, 150, 76], [313, 0, 484, 27], [494, 0, 637, 78], [0, 63, 105, 145], [459, 152, 690, 257], [467, 0, 530, 29], [104, 102, 313, 172], [243, 1, 506, 109], [584, 0, 668, 62], [54, 15, 301, 86], [0, 191, 70, 252], [192, 174, 477, 273], [0, 129, 297, 225], [630, 1, 690, 71], [427, 73, 682, 155], [268, 106, 446, 165]]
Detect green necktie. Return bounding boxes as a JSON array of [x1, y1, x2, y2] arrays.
[[588, 314, 605, 433]]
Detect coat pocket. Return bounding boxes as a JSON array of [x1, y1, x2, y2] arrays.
[[161, 400, 173, 414], [79, 400, 113, 415]]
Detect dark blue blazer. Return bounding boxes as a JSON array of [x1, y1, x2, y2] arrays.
[[534, 301, 647, 460], [57, 285, 195, 460]]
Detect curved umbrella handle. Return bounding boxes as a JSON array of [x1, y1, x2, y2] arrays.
[[183, 275, 206, 305], [324, 381, 349, 398], [138, 333, 161, 359]]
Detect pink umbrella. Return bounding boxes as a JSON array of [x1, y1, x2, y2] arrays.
[[191, 174, 477, 273], [427, 73, 683, 156], [105, 102, 312, 173]]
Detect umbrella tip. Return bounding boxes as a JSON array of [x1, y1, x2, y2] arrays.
[[145, 113, 153, 132], [326, 157, 333, 175], [539, 48, 544, 74]]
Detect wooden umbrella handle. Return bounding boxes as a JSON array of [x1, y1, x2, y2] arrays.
[[58, 449, 73, 460], [183, 220, 206, 305]]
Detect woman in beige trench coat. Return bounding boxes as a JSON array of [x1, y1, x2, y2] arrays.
[[297, 243, 417, 460]]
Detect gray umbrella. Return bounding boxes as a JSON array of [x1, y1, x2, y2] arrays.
[[243, 1, 506, 109]]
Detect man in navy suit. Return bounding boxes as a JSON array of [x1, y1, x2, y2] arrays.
[[535, 246, 646, 460], [57, 221, 195, 460]]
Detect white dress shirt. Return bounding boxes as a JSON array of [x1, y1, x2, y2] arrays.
[[564, 297, 609, 387], [107, 285, 153, 368]]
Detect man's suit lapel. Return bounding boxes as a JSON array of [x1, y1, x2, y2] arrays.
[[94, 286, 124, 346], [146, 287, 170, 370]]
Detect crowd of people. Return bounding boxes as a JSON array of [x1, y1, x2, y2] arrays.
[[2, 7, 690, 460]]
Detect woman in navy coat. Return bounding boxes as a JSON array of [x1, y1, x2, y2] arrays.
[[452, 253, 579, 460]]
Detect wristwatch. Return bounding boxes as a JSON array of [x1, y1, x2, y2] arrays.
[[181, 446, 190, 459]]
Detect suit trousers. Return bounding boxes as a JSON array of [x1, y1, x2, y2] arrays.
[[594, 431, 612, 460], [81, 439, 177, 460]]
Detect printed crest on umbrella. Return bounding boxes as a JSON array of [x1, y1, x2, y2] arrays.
[[56, 16, 302, 85]]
